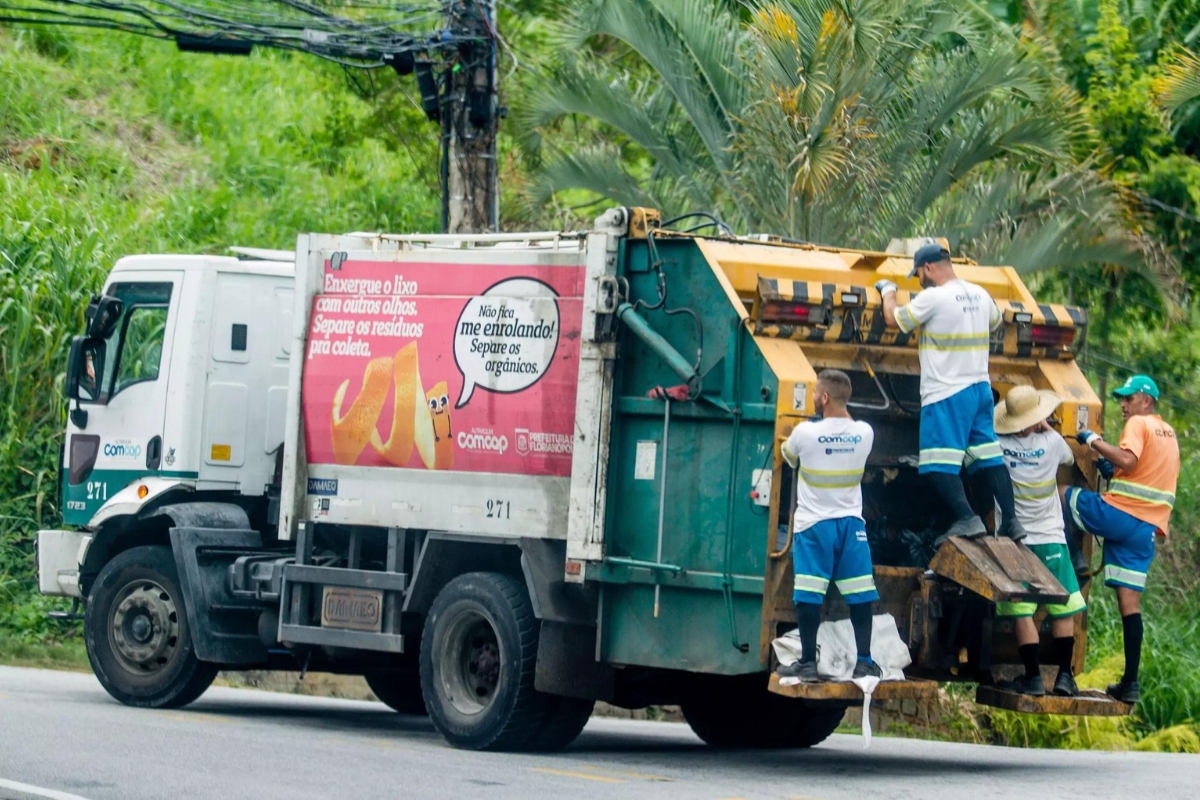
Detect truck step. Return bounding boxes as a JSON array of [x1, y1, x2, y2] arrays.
[[929, 536, 1068, 605], [975, 685, 1131, 716], [768, 674, 939, 702]]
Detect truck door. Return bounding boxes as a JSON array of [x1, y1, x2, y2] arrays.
[[62, 276, 182, 525]]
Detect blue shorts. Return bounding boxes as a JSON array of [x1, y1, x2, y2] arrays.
[[1065, 487, 1156, 591], [792, 517, 879, 605], [919, 382, 1003, 474]]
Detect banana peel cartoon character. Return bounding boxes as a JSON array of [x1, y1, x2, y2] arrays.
[[423, 381, 454, 470], [330, 356, 393, 465]]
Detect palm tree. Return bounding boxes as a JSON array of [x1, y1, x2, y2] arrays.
[[520, 0, 1172, 281]]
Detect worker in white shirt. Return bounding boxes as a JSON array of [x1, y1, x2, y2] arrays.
[[992, 386, 1086, 697], [775, 370, 880, 682], [875, 244, 1025, 543]]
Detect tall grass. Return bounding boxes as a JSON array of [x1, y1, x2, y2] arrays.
[[0, 23, 437, 639]]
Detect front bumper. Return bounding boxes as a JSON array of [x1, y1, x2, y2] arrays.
[[37, 530, 92, 598]]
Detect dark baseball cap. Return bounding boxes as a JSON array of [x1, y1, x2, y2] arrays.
[[909, 243, 951, 278]]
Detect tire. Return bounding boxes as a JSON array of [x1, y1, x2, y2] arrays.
[[84, 545, 218, 709], [529, 694, 595, 751], [365, 668, 428, 715], [419, 571, 587, 751], [682, 678, 844, 749]]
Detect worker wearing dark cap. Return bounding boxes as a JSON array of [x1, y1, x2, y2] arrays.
[[874, 243, 1025, 543]]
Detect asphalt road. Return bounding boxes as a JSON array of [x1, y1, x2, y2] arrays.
[[1, 666, 1195, 800]]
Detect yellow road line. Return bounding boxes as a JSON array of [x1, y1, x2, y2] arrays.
[[530, 768, 626, 784], [578, 765, 673, 782]]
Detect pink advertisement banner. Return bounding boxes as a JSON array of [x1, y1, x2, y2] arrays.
[[303, 258, 584, 477]]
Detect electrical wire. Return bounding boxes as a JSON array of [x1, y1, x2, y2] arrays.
[[0, 1, 478, 67]]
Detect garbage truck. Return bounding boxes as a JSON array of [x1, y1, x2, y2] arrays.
[[37, 207, 1126, 752]]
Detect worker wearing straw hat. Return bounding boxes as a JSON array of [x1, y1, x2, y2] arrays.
[[991, 386, 1086, 698]]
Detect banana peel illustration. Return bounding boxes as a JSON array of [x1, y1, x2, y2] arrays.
[[424, 381, 454, 470], [330, 356, 393, 465], [329, 343, 454, 470], [370, 342, 419, 466]]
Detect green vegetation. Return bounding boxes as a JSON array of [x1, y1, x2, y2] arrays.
[[0, 23, 438, 642]]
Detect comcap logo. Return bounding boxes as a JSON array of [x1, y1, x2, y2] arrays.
[[818, 434, 863, 444], [103, 442, 142, 459], [457, 431, 508, 454], [1003, 447, 1045, 459]]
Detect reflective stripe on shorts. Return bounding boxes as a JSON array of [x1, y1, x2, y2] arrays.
[[1068, 487, 1092, 534], [794, 574, 830, 595], [919, 447, 965, 467], [835, 574, 877, 595], [1108, 479, 1176, 509], [1103, 565, 1147, 589], [966, 441, 1003, 461]]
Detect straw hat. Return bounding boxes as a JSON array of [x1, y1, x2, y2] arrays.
[[994, 386, 1062, 435]]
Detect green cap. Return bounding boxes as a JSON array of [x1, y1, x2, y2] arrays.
[[1112, 374, 1160, 400]]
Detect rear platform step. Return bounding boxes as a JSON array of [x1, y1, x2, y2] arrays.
[[768, 674, 939, 702], [975, 685, 1132, 716]]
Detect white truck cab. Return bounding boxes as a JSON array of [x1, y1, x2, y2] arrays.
[[40, 254, 293, 597]]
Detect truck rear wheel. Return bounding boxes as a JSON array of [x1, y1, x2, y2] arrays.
[[682, 678, 844, 748], [84, 545, 218, 709], [365, 668, 427, 715], [420, 571, 588, 751]]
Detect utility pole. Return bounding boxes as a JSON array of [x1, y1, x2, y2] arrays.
[[442, 0, 499, 234]]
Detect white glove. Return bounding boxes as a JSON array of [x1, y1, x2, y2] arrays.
[[874, 279, 897, 297]]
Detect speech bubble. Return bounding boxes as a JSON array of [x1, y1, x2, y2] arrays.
[[454, 278, 560, 408]]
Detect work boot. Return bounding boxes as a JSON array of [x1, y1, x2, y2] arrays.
[[997, 517, 1028, 543], [934, 515, 988, 546], [997, 673, 1046, 696], [1053, 671, 1079, 698], [776, 660, 821, 683], [852, 659, 883, 680], [1107, 679, 1140, 704], [1071, 550, 1092, 582]]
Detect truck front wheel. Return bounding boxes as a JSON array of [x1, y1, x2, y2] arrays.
[[682, 678, 845, 748], [420, 571, 591, 751], [84, 545, 218, 709]]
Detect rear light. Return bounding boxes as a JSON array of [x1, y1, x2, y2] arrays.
[[761, 300, 829, 326], [1030, 325, 1076, 347]]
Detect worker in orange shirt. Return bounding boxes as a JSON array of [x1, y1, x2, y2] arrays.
[[1062, 375, 1180, 704]]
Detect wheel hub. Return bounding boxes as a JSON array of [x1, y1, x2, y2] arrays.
[[440, 609, 502, 716], [110, 581, 179, 674]]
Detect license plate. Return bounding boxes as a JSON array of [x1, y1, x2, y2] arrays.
[[320, 586, 383, 632]]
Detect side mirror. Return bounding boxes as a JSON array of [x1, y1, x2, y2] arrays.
[[65, 336, 105, 403], [85, 295, 124, 340]]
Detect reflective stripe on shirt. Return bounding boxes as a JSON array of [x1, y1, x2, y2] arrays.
[[800, 467, 866, 489], [1107, 479, 1175, 509]]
